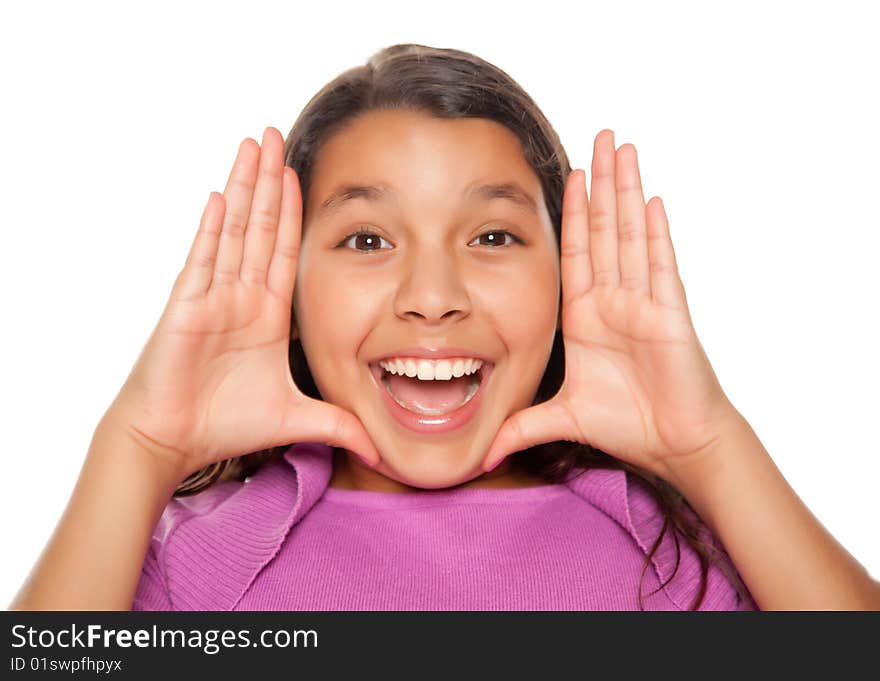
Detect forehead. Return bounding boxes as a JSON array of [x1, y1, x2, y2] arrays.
[[305, 109, 544, 219]]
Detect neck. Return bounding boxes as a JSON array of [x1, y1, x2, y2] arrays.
[[327, 448, 546, 492]]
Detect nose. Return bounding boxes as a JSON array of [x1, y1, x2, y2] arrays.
[[392, 252, 472, 326]]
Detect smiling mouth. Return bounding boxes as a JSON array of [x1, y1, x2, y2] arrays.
[[369, 362, 490, 416]]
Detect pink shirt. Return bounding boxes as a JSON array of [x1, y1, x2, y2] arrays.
[[133, 442, 758, 610]]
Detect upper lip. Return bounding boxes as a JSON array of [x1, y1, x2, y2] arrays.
[[368, 347, 495, 364]]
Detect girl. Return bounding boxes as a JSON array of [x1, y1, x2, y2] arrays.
[[11, 44, 879, 611]]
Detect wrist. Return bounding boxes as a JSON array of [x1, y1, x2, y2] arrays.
[[93, 412, 190, 491], [658, 405, 754, 493]]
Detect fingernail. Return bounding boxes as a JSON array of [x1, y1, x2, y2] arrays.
[[356, 453, 376, 468], [485, 457, 504, 473]]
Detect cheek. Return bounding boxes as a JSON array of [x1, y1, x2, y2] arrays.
[[489, 260, 559, 351], [294, 259, 376, 402]]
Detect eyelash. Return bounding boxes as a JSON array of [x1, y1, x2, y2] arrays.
[[336, 227, 524, 253]]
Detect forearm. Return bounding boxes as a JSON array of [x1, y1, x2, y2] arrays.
[[9, 417, 186, 610], [662, 410, 880, 611]]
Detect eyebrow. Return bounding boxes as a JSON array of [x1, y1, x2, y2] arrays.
[[315, 180, 540, 218]]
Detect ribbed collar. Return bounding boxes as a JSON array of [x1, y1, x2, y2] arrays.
[[157, 442, 332, 610]]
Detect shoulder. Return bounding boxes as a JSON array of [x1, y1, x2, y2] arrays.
[[564, 465, 759, 611], [139, 442, 334, 610]]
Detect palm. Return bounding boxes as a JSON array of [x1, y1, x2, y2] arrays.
[[483, 131, 736, 478], [556, 278, 728, 473], [133, 280, 301, 467], [111, 128, 380, 475]]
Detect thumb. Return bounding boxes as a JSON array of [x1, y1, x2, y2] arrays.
[[481, 399, 578, 473], [284, 398, 382, 467]]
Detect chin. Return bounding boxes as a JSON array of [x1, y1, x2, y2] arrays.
[[374, 459, 482, 490]]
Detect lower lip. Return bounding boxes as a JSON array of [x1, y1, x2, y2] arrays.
[[368, 362, 494, 434]]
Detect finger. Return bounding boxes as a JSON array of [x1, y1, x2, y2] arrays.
[[240, 127, 284, 286], [267, 166, 303, 308], [174, 191, 226, 300], [646, 197, 687, 309], [481, 401, 576, 472], [212, 138, 260, 287], [287, 400, 382, 467], [615, 144, 650, 294], [560, 169, 593, 305], [588, 130, 621, 288]]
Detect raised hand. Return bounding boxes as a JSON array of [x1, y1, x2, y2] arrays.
[[481, 130, 739, 480], [103, 127, 381, 478]]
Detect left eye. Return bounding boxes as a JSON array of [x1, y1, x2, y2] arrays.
[[469, 230, 522, 248]]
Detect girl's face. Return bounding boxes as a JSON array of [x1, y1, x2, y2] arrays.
[[294, 109, 560, 490]]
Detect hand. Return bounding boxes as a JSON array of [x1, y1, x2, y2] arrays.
[[104, 127, 381, 478], [481, 130, 739, 480]]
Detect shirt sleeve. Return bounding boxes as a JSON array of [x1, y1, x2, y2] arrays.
[[618, 469, 760, 611], [696, 530, 761, 611], [130, 538, 174, 611]]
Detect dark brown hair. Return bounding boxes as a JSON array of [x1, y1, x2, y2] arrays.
[[173, 43, 753, 611]]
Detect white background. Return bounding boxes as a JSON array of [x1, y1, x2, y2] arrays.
[[2, 0, 877, 607]]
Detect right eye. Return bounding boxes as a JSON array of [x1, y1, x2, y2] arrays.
[[336, 227, 392, 253]]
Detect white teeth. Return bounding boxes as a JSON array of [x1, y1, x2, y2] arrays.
[[416, 361, 432, 380], [431, 361, 453, 380], [378, 357, 484, 381], [451, 359, 465, 377]]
